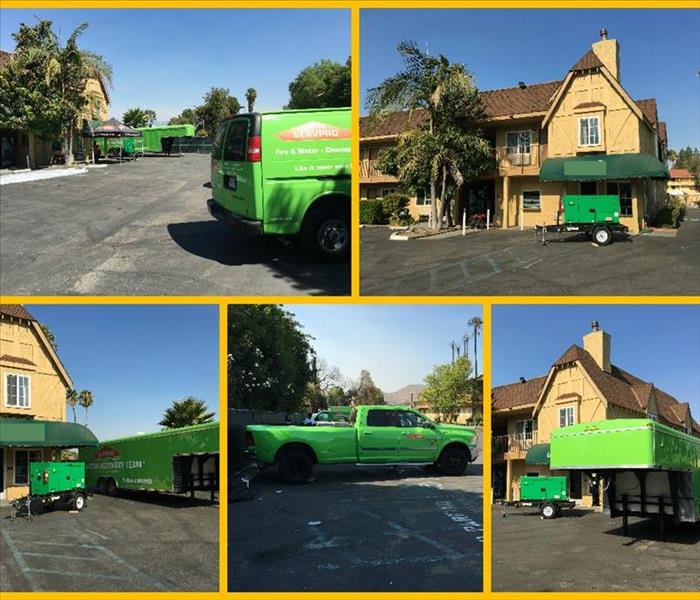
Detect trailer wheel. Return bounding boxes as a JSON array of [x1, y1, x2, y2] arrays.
[[592, 225, 612, 246], [72, 493, 86, 511], [541, 502, 557, 519], [437, 447, 469, 476], [96, 477, 107, 495], [106, 478, 118, 497], [278, 452, 313, 485]]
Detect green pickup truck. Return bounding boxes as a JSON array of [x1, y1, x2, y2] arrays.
[[246, 405, 479, 484]]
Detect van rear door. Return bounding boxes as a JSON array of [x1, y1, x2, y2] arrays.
[[211, 115, 262, 221]]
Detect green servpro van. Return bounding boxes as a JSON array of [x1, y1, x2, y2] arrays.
[[208, 108, 351, 261], [79, 422, 219, 498]]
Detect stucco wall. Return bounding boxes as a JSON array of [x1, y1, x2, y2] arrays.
[[0, 320, 66, 421]]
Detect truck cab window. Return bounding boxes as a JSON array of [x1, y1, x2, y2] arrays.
[[367, 410, 399, 427]]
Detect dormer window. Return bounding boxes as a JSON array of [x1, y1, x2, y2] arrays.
[[579, 116, 600, 146]]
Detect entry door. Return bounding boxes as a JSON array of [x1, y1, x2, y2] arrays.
[[357, 410, 401, 463]]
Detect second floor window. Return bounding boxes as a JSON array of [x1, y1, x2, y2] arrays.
[[506, 131, 531, 155], [579, 116, 600, 146], [515, 419, 534, 440], [5, 373, 30, 408], [559, 405, 575, 428]]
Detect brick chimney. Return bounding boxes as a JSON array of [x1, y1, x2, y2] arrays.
[[583, 321, 611, 373], [592, 28, 620, 81]]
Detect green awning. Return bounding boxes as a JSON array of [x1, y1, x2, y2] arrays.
[[525, 443, 551, 465], [0, 418, 98, 448], [540, 153, 669, 182]]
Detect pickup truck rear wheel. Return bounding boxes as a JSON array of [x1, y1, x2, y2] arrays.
[[437, 447, 469, 476], [301, 208, 350, 262], [278, 452, 313, 484]]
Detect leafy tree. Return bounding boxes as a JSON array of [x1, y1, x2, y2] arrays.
[[159, 396, 215, 429], [347, 370, 384, 405], [367, 41, 493, 229], [325, 385, 348, 406], [77, 389, 93, 426], [228, 305, 314, 412], [245, 87, 257, 113], [0, 19, 112, 165], [40, 323, 58, 352], [671, 146, 700, 186], [422, 355, 472, 423], [287, 58, 351, 109], [122, 107, 156, 128], [66, 388, 78, 423], [169, 107, 197, 128], [468, 316, 483, 377]]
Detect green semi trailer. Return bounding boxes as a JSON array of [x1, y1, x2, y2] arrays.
[[79, 422, 219, 500], [551, 419, 700, 535], [136, 124, 196, 152]]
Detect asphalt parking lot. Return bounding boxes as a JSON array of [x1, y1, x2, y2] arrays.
[[361, 207, 700, 296], [492, 506, 700, 592], [0, 492, 218, 592], [229, 462, 483, 592], [0, 155, 349, 296]]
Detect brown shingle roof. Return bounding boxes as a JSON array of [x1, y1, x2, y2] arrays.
[[360, 80, 562, 138], [492, 376, 547, 411], [635, 98, 657, 125], [670, 168, 693, 179], [0, 354, 36, 367], [0, 304, 36, 321], [658, 121, 667, 146], [570, 49, 604, 72]]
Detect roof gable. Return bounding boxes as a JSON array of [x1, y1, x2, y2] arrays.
[[570, 49, 604, 72]]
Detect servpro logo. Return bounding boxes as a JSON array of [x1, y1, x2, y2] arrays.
[[94, 446, 120, 459], [276, 121, 351, 142]]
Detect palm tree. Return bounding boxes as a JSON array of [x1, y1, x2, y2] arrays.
[[468, 316, 483, 377], [66, 388, 78, 423], [159, 397, 215, 429], [245, 88, 257, 113], [18, 21, 112, 165], [366, 41, 488, 229], [77, 389, 93, 426]]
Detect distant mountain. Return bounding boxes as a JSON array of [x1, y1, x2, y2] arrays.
[[383, 384, 425, 406]]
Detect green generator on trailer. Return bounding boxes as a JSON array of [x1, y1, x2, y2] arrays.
[[536, 194, 628, 246], [11, 462, 89, 519], [551, 419, 700, 536], [499, 475, 575, 519]]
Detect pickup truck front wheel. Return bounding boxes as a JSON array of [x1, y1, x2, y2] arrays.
[[437, 447, 469, 476], [278, 452, 313, 484]]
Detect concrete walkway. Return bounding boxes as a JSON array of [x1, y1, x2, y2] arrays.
[[0, 167, 88, 186]]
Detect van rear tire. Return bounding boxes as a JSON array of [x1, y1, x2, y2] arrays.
[[301, 208, 350, 262]]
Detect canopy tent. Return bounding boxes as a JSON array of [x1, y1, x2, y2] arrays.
[[525, 443, 551, 465], [87, 117, 142, 138], [0, 418, 98, 448], [540, 153, 669, 182]]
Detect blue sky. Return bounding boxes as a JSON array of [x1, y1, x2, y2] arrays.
[[493, 304, 700, 418], [361, 9, 700, 149], [285, 304, 483, 392], [1, 9, 349, 122], [26, 304, 219, 441]]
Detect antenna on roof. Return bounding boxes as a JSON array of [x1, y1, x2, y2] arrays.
[[518, 81, 527, 89], [600, 28, 608, 40], [592, 320, 600, 332], [519, 377, 526, 383]]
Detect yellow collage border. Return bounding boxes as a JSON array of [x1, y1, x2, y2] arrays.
[[1, 1, 700, 599]]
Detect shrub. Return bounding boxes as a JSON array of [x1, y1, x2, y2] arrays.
[[381, 193, 410, 220], [360, 200, 387, 224], [671, 203, 686, 228], [652, 199, 686, 229]]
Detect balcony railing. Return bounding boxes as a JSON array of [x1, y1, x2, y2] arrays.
[[494, 145, 548, 170], [492, 432, 538, 455]]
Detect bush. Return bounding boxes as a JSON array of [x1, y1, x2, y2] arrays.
[[381, 193, 410, 220], [360, 200, 387, 225], [652, 199, 686, 229], [671, 203, 686, 228]]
